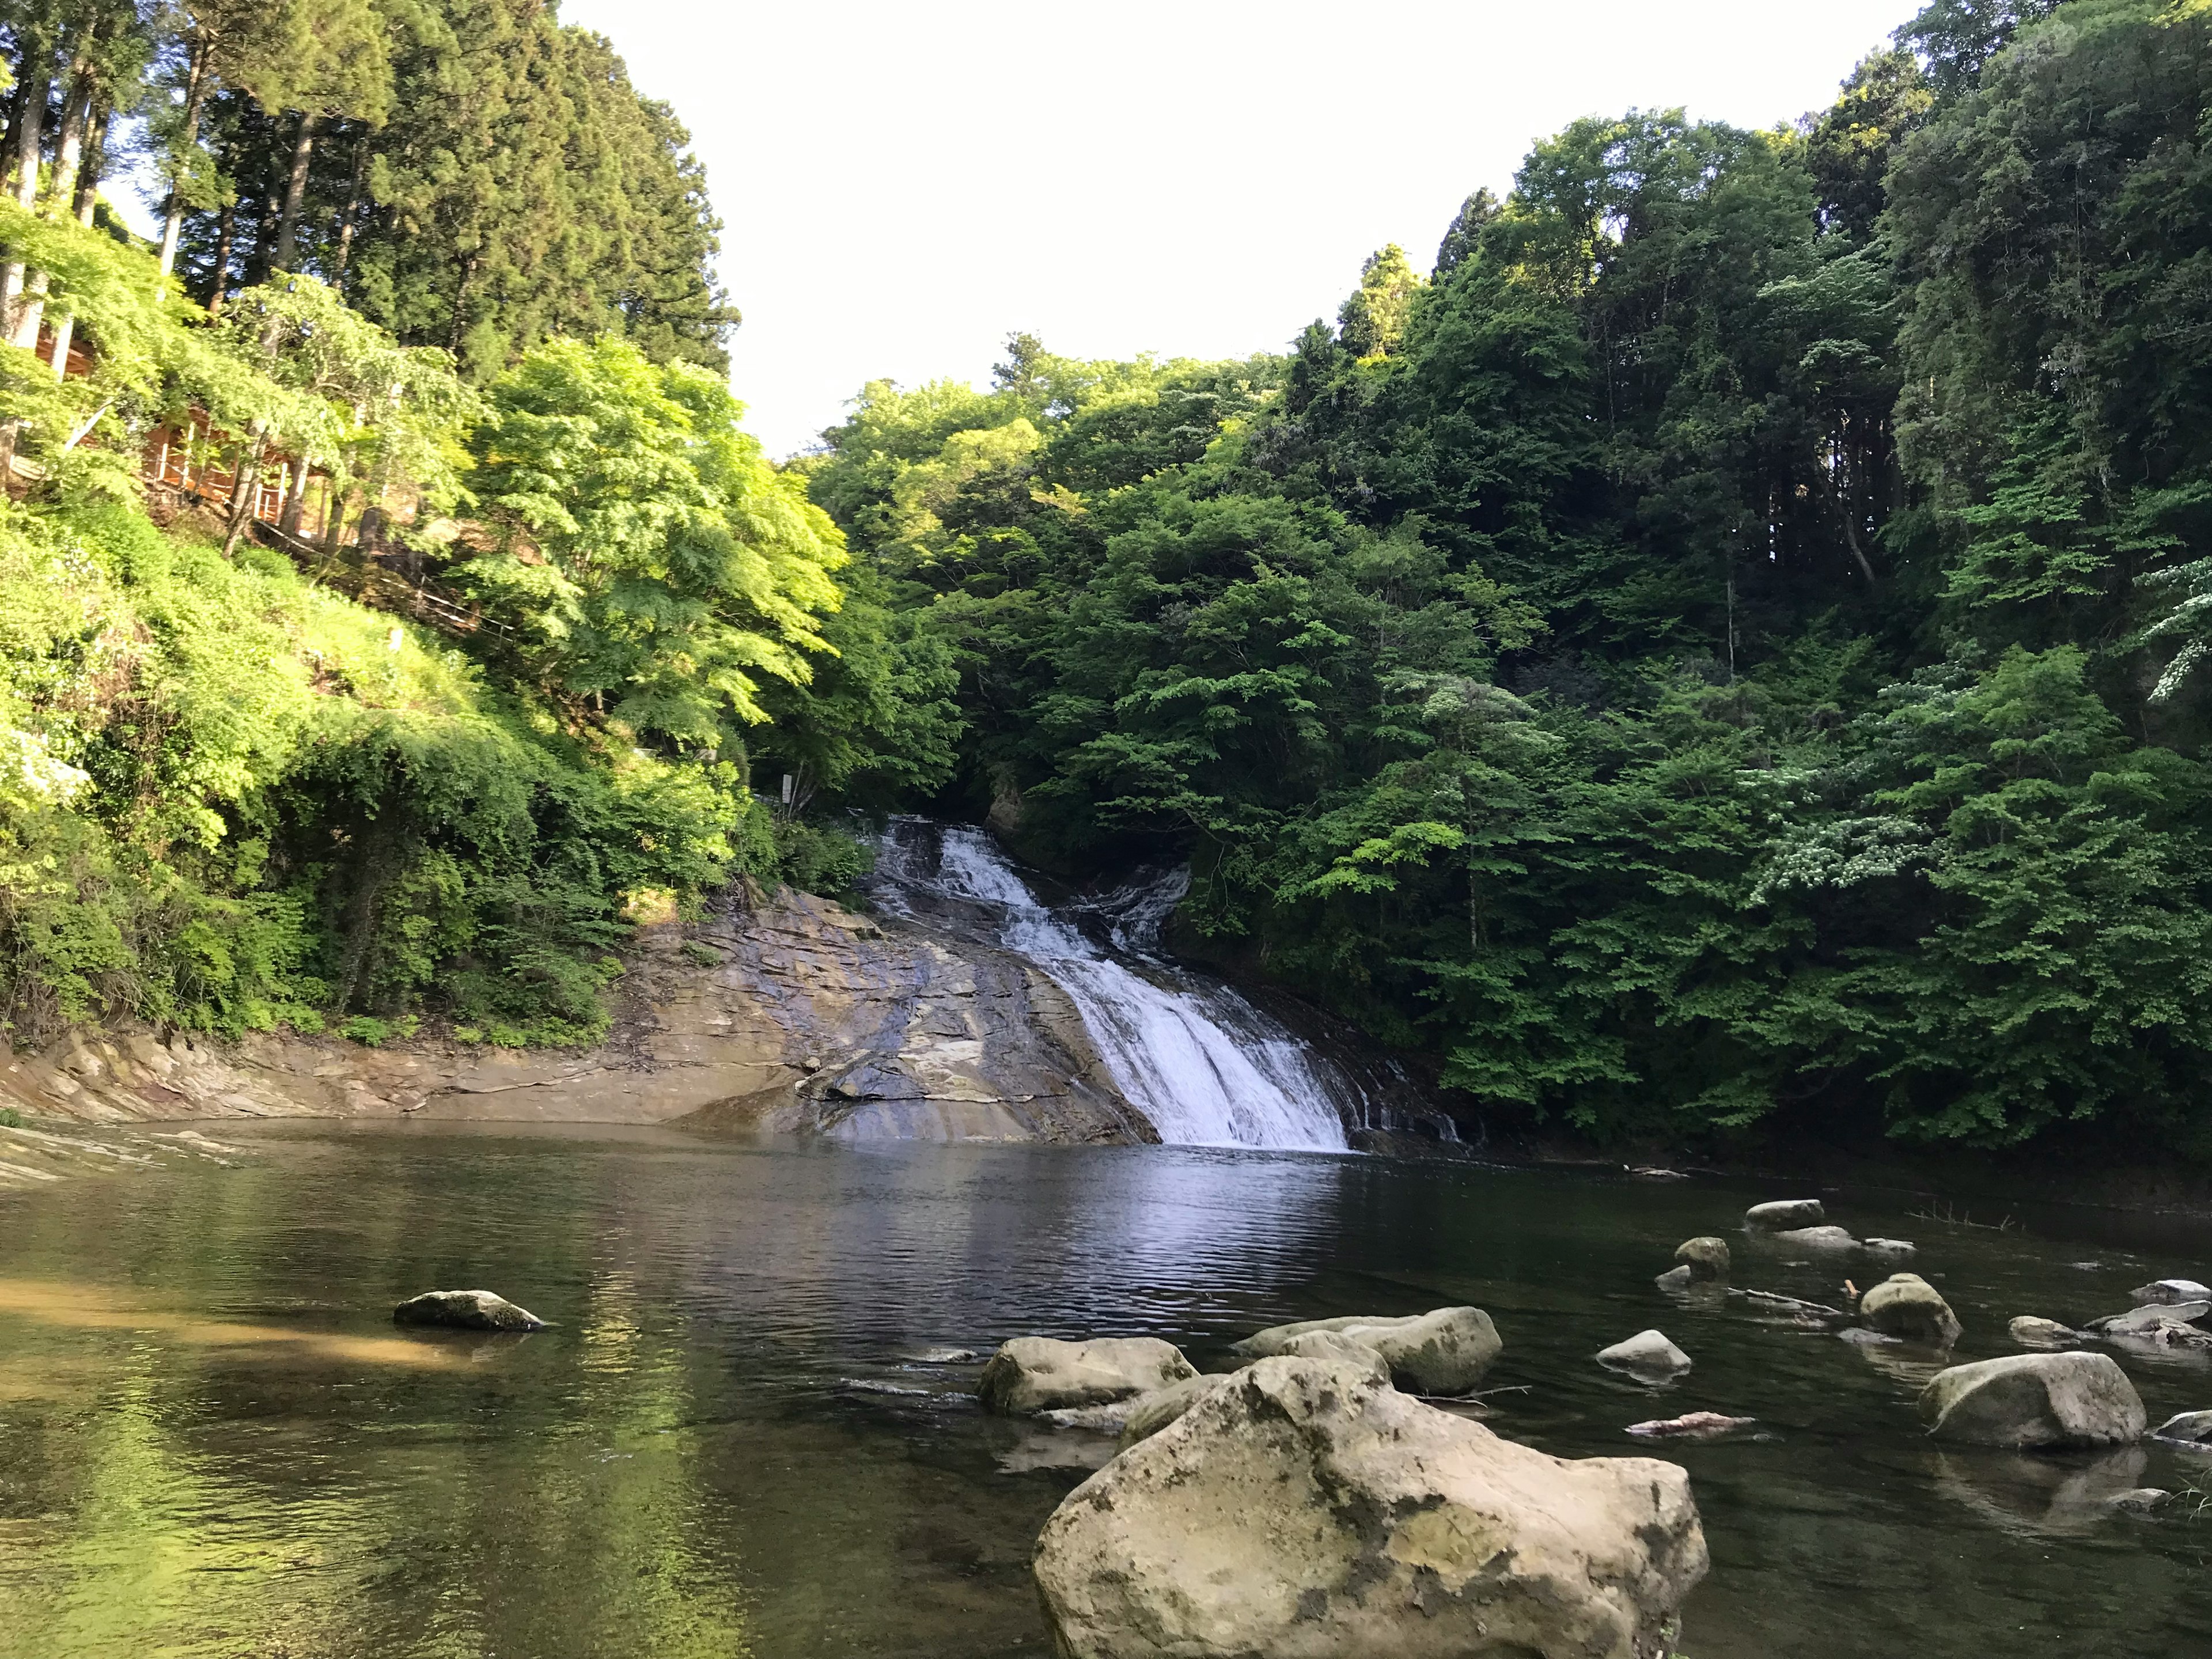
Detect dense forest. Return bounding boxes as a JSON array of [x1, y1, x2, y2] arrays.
[[2, 0, 2208, 1157]]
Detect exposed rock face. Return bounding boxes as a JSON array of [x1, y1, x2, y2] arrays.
[[1232, 1308, 1502, 1396], [392, 1290, 546, 1331], [976, 1336, 1196, 1416], [1861, 1274, 1963, 1345], [1745, 1199, 1824, 1229], [1674, 1236, 1730, 1281], [1033, 1357, 1708, 1659], [1919, 1353, 2147, 1448], [3, 891, 1155, 1145], [1596, 1329, 1694, 1378], [2009, 1316, 2081, 1350]]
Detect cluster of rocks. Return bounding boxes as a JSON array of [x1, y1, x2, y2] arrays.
[[1657, 1196, 2209, 1486], [979, 1317, 1707, 1658]]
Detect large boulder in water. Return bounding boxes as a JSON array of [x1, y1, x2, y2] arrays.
[[1596, 1329, 1694, 1379], [2130, 1278, 2211, 1306], [1033, 1357, 1708, 1659], [1860, 1273, 1962, 1345], [977, 1336, 1195, 1416], [1232, 1307, 1501, 1395], [1745, 1198, 1823, 1229], [1673, 1236, 1730, 1281], [392, 1289, 547, 1331], [1919, 1353, 2146, 1449], [1771, 1225, 1860, 1253]]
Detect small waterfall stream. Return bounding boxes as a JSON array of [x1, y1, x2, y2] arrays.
[[865, 822, 1352, 1152]]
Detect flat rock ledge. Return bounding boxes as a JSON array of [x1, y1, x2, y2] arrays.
[[2, 891, 1158, 1146], [1034, 1355, 1707, 1659]]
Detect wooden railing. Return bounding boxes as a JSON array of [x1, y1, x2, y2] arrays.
[[245, 517, 512, 643]]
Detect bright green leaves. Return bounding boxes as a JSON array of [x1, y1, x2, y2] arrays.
[[463, 336, 845, 751]]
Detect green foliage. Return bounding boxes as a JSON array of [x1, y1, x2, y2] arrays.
[[802, 1, 2212, 1156]]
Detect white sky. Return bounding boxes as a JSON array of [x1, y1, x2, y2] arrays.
[[131, 2, 1931, 457]]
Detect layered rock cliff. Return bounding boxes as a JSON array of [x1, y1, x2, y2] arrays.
[[1, 891, 1155, 1144]]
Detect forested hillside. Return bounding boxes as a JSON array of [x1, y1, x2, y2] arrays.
[[0, 0, 952, 1049], [802, 0, 2212, 1156], [3, 0, 2208, 1160]]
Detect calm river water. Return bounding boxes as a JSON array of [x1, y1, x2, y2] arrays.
[[3, 1122, 2210, 1658]]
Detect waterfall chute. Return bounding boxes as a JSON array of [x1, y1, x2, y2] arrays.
[[867, 823, 1351, 1152]]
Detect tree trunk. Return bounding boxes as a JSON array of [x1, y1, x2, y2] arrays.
[[206, 199, 235, 314], [47, 75, 88, 209], [156, 33, 211, 286], [223, 429, 269, 557], [2, 73, 49, 336], [281, 456, 310, 537], [333, 134, 366, 282], [48, 101, 108, 378], [272, 112, 317, 274]]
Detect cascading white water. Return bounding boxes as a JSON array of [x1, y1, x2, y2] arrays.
[[868, 824, 1350, 1152]]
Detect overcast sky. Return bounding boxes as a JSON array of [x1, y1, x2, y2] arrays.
[[535, 3, 1928, 454]]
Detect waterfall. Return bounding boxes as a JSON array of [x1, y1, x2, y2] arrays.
[[865, 823, 1352, 1153]]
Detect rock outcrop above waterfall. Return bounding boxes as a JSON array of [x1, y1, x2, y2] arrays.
[[1, 889, 1154, 1145], [1032, 1356, 1709, 1659]]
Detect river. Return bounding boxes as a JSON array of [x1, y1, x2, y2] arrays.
[[2, 1123, 2208, 1657]]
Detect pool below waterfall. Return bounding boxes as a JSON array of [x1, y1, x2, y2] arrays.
[[2, 1123, 2209, 1658]]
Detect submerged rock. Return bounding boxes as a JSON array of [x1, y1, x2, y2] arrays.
[[2009, 1316, 2082, 1350], [1596, 1328, 1694, 1378], [976, 1336, 1196, 1416], [392, 1289, 547, 1331], [1771, 1225, 1860, 1253], [1919, 1352, 2147, 1449], [1745, 1198, 1824, 1229], [1674, 1236, 1730, 1281], [1626, 1411, 1756, 1440], [1232, 1306, 1501, 1395], [1860, 1273, 1962, 1346], [1033, 1356, 1708, 1659], [2130, 1278, 2212, 1306], [2106, 1487, 2171, 1514]]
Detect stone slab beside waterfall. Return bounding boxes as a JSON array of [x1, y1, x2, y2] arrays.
[[0, 888, 1156, 1145], [1033, 1355, 1708, 1659]]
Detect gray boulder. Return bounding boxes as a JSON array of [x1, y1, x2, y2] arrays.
[[977, 1336, 1196, 1416], [1864, 1237, 1918, 1262], [1116, 1373, 1234, 1445], [1233, 1306, 1501, 1395], [2149, 1410, 2212, 1446], [2009, 1316, 2081, 1350], [1745, 1198, 1824, 1229], [1860, 1273, 1962, 1345], [1674, 1236, 1730, 1281], [2088, 1300, 2212, 1338], [2105, 1487, 2171, 1514], [1919, 1352, 2147, 1449], [2130, 1278, 2212, 1306], [1596, 1328, 1694, 1378], [1033, 1357, 1708, 1659], [1771, 1225, 1859, 1252], [392, 1289, 547, 1331]]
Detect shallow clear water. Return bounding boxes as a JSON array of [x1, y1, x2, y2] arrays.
[[3, 1123, 2210, 1658]]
